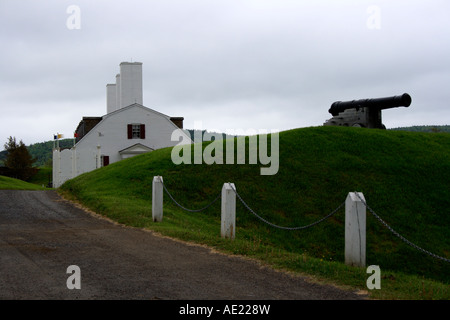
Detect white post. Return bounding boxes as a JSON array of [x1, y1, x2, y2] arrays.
[[152, 176, 164, 222], [96, 145, 101, 168], [52, 148, 60, 188], [221, 183, 236, 240], [345, 192, 366, 267]]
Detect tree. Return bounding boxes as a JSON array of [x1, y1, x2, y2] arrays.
[[3, 136, 37, 181], [431, 127, 441, 133]]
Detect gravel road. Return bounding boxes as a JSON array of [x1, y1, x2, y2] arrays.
[[0, 190, 366, 300]]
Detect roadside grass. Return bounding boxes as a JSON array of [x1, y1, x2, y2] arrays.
[[60, 126, 450, 299], [0, 175, 47, 190]]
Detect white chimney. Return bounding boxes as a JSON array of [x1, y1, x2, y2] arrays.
[[119, 62, 143, 108], [106, 62, 143, 113], [115, 73, 121, 111], [106, 84, 117, 113]]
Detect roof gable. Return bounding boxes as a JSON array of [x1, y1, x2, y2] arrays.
[[102, 103, 171, 120]]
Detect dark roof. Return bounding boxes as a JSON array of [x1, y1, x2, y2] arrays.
[[74, 117, 102, 143]]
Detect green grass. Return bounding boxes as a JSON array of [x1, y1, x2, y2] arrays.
[[0, 175, 47, 190], [60, 126, 450, 299], [27, 167, 52, 187]]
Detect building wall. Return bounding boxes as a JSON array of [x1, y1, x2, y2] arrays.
[[53, 148, 77, 188]]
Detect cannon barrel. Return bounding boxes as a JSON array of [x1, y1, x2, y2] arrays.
[[328, 93, 412, 116]]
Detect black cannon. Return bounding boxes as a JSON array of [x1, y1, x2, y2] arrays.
[[324, 93, 412, 129]]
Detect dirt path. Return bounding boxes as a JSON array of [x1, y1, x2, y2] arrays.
[[0, 190, 366, 300]]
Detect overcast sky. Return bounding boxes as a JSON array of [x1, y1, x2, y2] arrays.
[[1, 0, 449, 146]]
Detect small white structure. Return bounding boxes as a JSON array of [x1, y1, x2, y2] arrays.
[[152, 176, 164, 222], [53, 62, 192, 188], [221, 183, 236, 240], [345, 192, 366, 267]]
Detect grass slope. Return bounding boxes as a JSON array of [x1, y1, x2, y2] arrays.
[[60, 126, 450, 299], [0, 175, 47, 190]]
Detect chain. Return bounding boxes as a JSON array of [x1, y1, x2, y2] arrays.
[[354, 192, 450, 263], [229, 184, 344, 230], [161, 179, 449, 263], [162, 181, 221, 213]]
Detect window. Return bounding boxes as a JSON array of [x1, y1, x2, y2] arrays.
[[132, 124, 141, 138], [127, 124, 146, 139]]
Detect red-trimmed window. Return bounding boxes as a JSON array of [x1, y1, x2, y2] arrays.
[[127, 124, 145, 139]]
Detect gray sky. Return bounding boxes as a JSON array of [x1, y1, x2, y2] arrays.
[[1, 0, 449, 145]]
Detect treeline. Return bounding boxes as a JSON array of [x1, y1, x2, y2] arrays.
[[1, 137, 38, 181], [0, 139, 74, 167], [389, 125, 450, 133]]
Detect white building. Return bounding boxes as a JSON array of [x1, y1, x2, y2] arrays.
[[53, 62, 192, 188]]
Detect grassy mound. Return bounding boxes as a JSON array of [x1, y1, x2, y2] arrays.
[[60, 126, 450, 299], [0, 175, 47, 190]]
